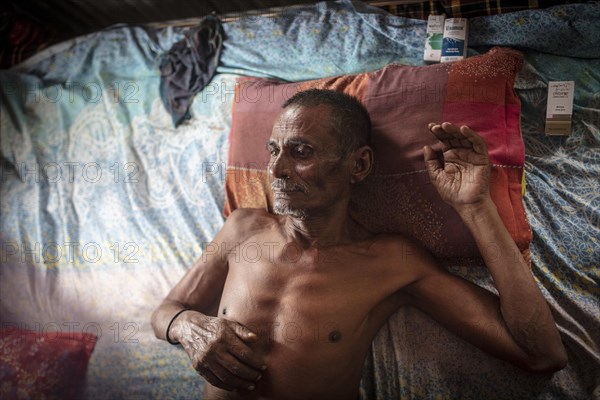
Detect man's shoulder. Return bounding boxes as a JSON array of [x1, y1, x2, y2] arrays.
[[222, 208, 281, 239], [361, 232, 440, 272], [365, 232, 429, 256], [226, 208, 278, 224]]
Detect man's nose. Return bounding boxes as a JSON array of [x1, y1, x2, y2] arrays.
[[269, 153, 291, 179]]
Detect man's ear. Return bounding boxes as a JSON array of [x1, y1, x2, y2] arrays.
[[350, 145, 374, 184]]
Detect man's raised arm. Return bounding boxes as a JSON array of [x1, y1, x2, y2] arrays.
[[407, 122, 567, 373]]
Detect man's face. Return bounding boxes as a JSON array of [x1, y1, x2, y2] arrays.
[[267, 105, 353, 219]]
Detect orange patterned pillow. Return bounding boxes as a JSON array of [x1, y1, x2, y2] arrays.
[[225, 48, 531, 265]]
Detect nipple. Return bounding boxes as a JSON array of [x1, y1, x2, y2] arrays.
[[328, 330, 342, 343]]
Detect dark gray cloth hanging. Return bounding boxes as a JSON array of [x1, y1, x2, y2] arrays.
[[160, 15, 224, 127]]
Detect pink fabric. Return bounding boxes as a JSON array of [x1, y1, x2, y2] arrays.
[[0, 328, 97, 400]]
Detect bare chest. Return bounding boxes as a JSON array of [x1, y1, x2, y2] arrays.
[[212, 235, 409, 399], [217, 239, 396, 347]]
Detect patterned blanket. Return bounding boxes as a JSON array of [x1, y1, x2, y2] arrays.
[[1, 1, 598, 398]]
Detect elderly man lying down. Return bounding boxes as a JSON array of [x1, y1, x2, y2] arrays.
[[152, 89, 567, 400]]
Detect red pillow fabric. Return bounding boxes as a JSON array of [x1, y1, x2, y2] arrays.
[[0, 327, 97, 400], [225, 47, 531, 265]]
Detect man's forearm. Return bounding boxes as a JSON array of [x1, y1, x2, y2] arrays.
[[151, 299, 191, 342], [457, 197, 567, 372]]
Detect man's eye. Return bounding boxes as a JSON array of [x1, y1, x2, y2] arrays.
[[294, 146, 313, 158], [268, 147, 279, 156]]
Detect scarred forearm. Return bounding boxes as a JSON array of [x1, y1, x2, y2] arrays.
[[456, 197, 567, 372]]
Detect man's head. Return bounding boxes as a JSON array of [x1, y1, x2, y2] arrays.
[[268, 89, 373, 220], [281, 89, 371, 157]]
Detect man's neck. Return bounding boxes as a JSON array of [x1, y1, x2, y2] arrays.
[[282, 205, 363, 249]]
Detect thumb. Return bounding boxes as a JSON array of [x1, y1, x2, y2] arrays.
[[233, 322, 258, 342], [423, 145, 442, 177]]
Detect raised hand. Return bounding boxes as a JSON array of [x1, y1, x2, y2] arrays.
[[423, 122, 492, 212], [171, 311, 266, 392]]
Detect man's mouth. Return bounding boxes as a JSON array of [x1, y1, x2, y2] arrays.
[[271, 181, 306, 194], [274, 189, 301, 193]]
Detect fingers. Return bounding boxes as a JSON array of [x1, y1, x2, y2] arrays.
[[428, 122, 471, 149], [216, 321, 265, 372], [199, 360, 259, 392], [458, 124, 488, 155], [196, 341, 264, 391], [199, 344, 263, 391], [428, 122, 488, 154], [226, 321, 267, 374], [231, 321, 259, 343], [183, 317, 266, 392], [423, 145, 442, 176], [201, 368, 238, 392], [228, 340, 268, 372], [220, 351, 264, 381], [226, 321, 266, 369]]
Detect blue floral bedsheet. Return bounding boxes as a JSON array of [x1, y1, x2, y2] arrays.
[[1, 1, 598, 399]]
